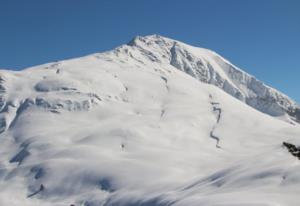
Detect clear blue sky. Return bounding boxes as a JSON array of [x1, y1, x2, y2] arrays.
[[0, 0, 299, 102]]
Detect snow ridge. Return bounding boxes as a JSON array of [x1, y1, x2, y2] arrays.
[[125, 35, 299, 123]]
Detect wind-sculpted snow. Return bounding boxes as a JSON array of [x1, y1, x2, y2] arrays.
[[0, 35, 300, 206], [34, 79, 77, 92]]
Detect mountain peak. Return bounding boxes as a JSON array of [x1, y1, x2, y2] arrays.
[[128, 34, 171, 44], [124, 35, 299, 122], [127, 34, 177, 50]]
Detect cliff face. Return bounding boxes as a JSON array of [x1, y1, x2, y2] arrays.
[[288, 108, 300, 123]]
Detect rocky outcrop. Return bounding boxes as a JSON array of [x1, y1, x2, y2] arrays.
[[287, 107, 300, 123], [283, 142, 300, 159]]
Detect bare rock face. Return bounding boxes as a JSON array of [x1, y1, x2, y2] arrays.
[[287, 107, 300, 123], [283, 142, 300, 159], [296, 109, 300, 120]]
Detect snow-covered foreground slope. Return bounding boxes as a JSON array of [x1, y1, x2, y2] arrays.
[[0, 36, 300, 206]]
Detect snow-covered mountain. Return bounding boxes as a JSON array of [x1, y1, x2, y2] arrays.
[[127, 35, 299, 122], [0, 35, 300, 206]]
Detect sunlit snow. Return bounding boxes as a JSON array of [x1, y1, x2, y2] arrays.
[[0, 35, 299, 206]]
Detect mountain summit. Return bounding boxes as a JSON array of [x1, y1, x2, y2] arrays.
[[0, 35, 299, 206], [127, 35, 299, 122]]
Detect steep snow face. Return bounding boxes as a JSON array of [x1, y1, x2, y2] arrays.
[[0, 36, 299, 206], [126, 35, 299, 122]]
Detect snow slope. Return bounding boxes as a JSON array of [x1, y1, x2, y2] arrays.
[[127, 35, 300, 123], [0, 35, 299, 206]]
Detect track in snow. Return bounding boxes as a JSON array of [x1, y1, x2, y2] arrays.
[[209, 94, 222, 148], [160, 76, 169, 119]]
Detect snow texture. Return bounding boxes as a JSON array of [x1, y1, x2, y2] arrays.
[[0, 35, 299, 206]]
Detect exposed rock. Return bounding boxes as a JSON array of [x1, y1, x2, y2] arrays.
[[283, 142, 300, 159]]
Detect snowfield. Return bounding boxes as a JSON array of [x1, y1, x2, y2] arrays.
[[0, 35, 299, 206]]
